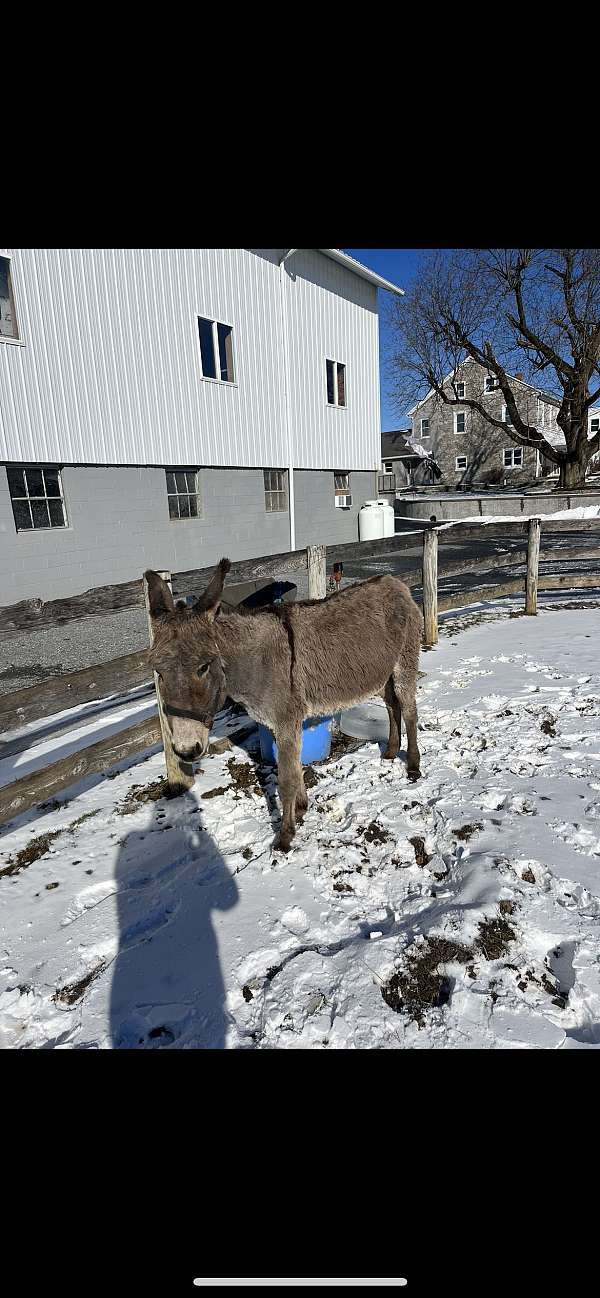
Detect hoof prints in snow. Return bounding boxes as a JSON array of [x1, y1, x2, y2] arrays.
[[3, 608, 600, 1049]]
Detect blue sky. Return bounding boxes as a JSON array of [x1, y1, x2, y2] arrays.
[[345, 248, 428, 432]]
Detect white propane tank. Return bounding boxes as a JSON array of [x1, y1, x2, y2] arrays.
[[359, 499, 385, 541], [379, 499, 395, 537]]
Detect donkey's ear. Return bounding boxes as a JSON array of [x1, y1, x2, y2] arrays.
[[196, 557, 231, 623], [144, 570, 176, 618]]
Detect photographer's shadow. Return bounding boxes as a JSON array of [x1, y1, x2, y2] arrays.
[[109, 791, 238, 1049]]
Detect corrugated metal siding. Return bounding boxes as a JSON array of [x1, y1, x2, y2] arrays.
[[0, 248, 380, 471], [285, 249, 380, 471]]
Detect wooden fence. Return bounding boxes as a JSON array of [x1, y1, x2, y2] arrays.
[[1, 518, 599, 827]]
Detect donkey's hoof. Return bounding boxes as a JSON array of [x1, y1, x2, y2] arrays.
[[407, 767, 421, 783], [382, 748, 399, 761], [274, 832, 293, 853]]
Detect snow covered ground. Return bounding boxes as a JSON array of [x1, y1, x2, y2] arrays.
[[2, 605, 600, 1050]]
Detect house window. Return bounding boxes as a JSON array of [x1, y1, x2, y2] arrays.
[[197, 317, 235, 383], [384, 462, 393, 473], [455, 381, 465, 399], [420, 419, 430, 438], [166, 468, 200, 519], [591, 417, 600, 435], [503, 448, 523, 468], [0, 256, 19, 341], [455, 455, 468, 471], [484, 376, 499, 393], [263, 469, 288, 512], [7, 465, 66, 530], [326, 359, 346, 407], [502, 405, 513, 425], [454, 412, 466, 434], [334, 472, 352, 507]]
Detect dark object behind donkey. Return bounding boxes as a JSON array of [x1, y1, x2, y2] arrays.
[[146, 559, 423, 851]]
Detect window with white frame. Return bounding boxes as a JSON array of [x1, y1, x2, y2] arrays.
[[264, 469, 288, 512], [454, 380, 465, 399], [334, 472, 352, 507], [591, 417, 600, 435], [454, 411, 466, 434], [502, 405, 514, 425], [197, 317, 235, 383], [484, 375, 499, 393], [0, 256, 19, 341], [455, 455, 468, 471], [384, 461, 393, 473], [420, 418, 430, 438], [7, 465, 67, 530], [503, 448, 523, 468], [166, 468, 200, 519], [326, 359, 346, 407]]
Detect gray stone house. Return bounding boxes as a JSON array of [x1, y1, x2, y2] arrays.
[[408, 358, 561, 489]]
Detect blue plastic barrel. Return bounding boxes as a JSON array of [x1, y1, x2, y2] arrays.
[[258, 716, 333, 765]]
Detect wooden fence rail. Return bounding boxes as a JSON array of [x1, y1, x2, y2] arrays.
[[1, 515, 600, 826]]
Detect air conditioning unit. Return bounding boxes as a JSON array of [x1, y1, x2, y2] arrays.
[[335, 494, 353, 509]]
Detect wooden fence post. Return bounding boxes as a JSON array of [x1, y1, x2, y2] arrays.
[[422, 527, 439, 647], [307, 544, 327, 600], [144, 570, 195, 795], [525, 518, 541, 615]]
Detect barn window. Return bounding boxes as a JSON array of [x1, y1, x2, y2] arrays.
[[198, 317, 235, 383], [264, 469, 288, 512], [166, 468, 200, 519], [591, 417, 600, 435], [502, 405, 513, 425], [484, 375, 499, 393], [7, 465, 66, 530], [454, 381, 465, 399], [420, 419, 430, 438], [454, 412, 466, 434], [455, 455, 468, 471], [334, 472, 352, 507], [326, 359, 347, 408], [503, 448, 523, 468], [0, 256, 19, 341]]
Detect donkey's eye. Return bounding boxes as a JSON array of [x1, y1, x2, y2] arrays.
[[197, 663, 211, 679]]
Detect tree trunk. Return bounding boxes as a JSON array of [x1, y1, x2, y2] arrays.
[[557, 455, 589, 490]]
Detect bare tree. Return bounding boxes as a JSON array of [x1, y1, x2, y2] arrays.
[[387, 249, 600, 490]]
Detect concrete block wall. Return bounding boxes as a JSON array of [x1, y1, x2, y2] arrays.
[[0, 464, 379, 606], [293, 470, 377, 549]]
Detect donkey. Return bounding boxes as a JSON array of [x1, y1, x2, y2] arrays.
[[146, 560, 423, 852]]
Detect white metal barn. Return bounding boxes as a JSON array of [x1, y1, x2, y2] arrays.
[[0, 248, 403, 605]]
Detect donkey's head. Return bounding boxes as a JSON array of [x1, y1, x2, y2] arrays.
[[145, 559, 231, 761]]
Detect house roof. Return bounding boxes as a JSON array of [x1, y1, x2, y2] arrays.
[[382, 430, 423, 459], [407, 357, 561, 417], [320, 250, 405, 296], [278, 249, 404, 296], [381, 429, 438, 461]]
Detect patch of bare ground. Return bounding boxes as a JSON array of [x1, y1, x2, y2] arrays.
[[53, 962, 107, 1007], [382, 907, 517, 1024], [541, 718, 556, 737], [474, 915, 516, 960], [409, 836, 432, 867], [320, 732, 364, 763], [202, 785, 230, 800], [453, 823, 483, 841], [226, 757, 264, 799], [1, 808, 102, 878], [359, 821, 392, 845], [381, 937, 472, 1025], [117, 779, 170, 815], [303, 765, 322, 789]]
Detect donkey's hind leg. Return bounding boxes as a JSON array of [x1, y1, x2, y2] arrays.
[[394, 667, 421, 781], [383, 676, 402, 760], [274, 719, 303, 852]]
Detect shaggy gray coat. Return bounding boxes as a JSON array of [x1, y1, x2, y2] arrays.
[[146, 561, 423, 851]]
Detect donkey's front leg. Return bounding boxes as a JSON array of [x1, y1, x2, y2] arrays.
[[274, 719, 303, 852]]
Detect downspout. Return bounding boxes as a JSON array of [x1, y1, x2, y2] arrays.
[[279, 250, 297, 550]]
